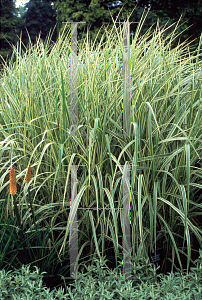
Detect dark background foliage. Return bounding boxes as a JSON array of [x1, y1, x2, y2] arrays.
[[0, 0, 202, 73]]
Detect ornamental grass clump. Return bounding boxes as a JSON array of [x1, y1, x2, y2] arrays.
[[0, 6, 202, 294]]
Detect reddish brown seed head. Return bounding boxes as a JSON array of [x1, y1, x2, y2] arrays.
[[9, 167, 17, 195], [26, 165, 31, 184]]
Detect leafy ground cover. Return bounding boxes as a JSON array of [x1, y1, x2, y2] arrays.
[[0, 253, 202, 299]]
